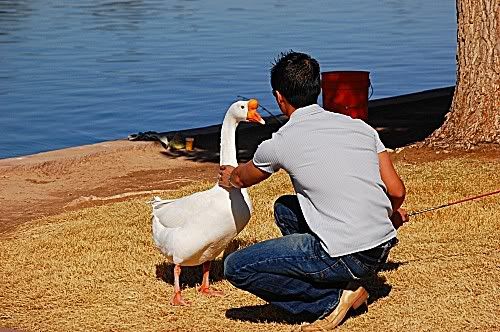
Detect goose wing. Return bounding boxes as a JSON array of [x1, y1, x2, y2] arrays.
[[151, 186, 223, 229]]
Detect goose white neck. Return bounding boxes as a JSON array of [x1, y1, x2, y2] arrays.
[[219, 113, 238, 167]]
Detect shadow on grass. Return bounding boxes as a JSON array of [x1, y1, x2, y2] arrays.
[[225, 261, 404, 324], [225, 302, 373, 325], [154, 239, 244, 287], [155, 260, 225, 287], [226, 303, 315, 324], [155, 239, 406, 323], [380, 260, 407, 272]]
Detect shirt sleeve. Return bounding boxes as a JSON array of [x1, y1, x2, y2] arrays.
[[252, 135, 282, 174], [374, 129, 386, 153]]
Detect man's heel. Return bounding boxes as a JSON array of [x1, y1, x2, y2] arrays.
[[352, 287, 369, 310], [300, 286, 369, 331]]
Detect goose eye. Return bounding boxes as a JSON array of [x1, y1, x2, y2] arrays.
[[240, 105, 245, 109]]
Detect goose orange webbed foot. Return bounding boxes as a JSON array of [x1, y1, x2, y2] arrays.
[[197, 261, 224, 297], [171, 291, 191, 306], [198, 285, 224, 297]]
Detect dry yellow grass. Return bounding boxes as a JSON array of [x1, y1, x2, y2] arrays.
[[1, 153, 499, 332]]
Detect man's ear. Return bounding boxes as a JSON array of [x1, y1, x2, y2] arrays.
[[274, 90, 294, 116], [274, 90, 286, 105]]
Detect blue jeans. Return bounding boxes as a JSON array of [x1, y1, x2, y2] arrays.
[[224, 195, 396, 319]]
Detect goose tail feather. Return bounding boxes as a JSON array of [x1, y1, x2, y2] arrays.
[[148, 196, 176, 208]]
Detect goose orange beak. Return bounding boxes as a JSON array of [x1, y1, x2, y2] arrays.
[[246, 99, 265, 125]]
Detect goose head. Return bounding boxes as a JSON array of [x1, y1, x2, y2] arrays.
[[228, 99, 265, 125]]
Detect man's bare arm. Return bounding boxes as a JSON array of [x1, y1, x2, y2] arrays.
[[378, 151, 409, 229], [379, 151, 406, 211], [219, 161, 271, 189]]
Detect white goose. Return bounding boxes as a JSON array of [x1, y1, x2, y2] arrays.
[[151, 99, 264, 305]]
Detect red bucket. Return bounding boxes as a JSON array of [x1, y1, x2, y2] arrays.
[[321, 71, 371, 120]]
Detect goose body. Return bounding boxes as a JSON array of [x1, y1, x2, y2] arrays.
[[151, 99, 264, 305], [151, 184, 251, 266]]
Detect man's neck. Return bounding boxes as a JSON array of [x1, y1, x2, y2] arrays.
[[283, 105, 296, 117]]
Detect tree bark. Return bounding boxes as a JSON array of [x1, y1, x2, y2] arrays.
[[425, 0, 499, 149]]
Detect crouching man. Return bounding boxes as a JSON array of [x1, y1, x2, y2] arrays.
[[219, 51, 408, 331]]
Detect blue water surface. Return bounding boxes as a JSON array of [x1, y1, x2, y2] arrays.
[[0, 0, 457, 159]]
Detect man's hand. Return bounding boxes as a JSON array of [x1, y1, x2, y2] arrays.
[[218, 165, 236, 189], [391, 208, 409, 230], [219, 161, 271, 190]]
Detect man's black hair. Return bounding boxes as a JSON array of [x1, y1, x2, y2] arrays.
[[270, 51, 321, 109]]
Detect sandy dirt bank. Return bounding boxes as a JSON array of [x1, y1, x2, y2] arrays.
[[0, 140, 218, 234]]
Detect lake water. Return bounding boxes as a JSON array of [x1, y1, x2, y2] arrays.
[[0, 0, 456, 159]]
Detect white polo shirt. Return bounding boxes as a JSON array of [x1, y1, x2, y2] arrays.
[[253, 104, 396, 257]]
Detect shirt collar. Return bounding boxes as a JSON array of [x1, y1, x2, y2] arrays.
[[289, 104, 323, 120]]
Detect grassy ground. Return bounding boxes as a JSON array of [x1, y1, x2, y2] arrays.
[[1, 151, 499, 331]]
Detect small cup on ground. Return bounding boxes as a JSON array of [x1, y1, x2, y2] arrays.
[[185, 137, 194, 151]]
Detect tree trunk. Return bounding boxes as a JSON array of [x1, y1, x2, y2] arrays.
[[425, 0, 499, 149]]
